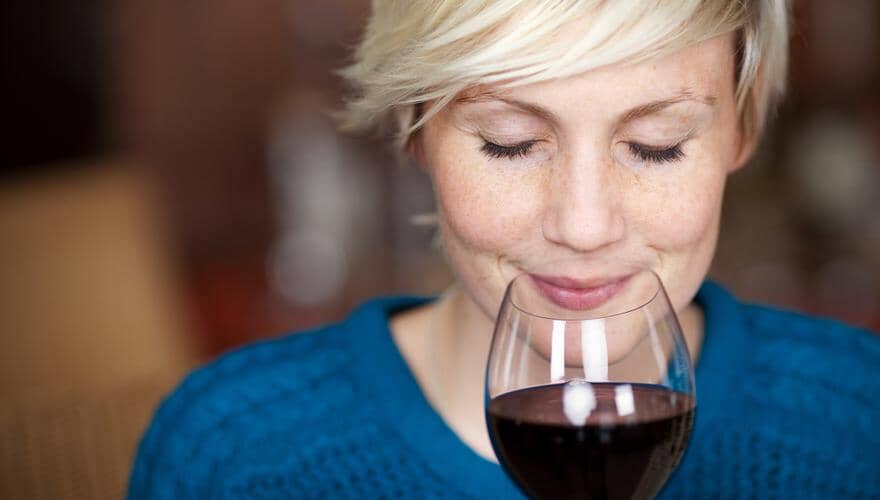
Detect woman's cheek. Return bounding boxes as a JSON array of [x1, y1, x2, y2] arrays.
[[654, 125, 741, 248], [635, 155, 726, 252], [433, 158, 543, 252], [635, 157, 727, 313]]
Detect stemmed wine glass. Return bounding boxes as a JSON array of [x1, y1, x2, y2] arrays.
[[485, 261, 696, 500]]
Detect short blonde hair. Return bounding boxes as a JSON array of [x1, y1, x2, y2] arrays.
[[339, 0, 790, 149]]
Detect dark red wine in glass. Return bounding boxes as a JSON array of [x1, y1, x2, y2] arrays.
[[488, 383, 694, 499], [485, 262, 696, 500]]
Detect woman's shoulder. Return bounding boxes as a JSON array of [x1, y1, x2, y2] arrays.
[[162, 317, 351, 408], [737, 298, 880, 366], [720, 288, 879, 437], [736, 300, 880, 417], [701, 280, 880, 365], [128, 325, 347, 498], [128, 295, 428, 499], [146, 294, 427, 430], [699, 281, 879, 431], [683, 283, 880, 498]]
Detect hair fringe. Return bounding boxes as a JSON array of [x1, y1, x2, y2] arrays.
[[337, 0, 790, 150]]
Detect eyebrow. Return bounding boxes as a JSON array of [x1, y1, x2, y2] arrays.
[[619, 90, 717, 122], [456, 90, 557, 122], [455, 88, 717, 124]]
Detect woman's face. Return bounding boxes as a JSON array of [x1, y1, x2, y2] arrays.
[[418, 34, 748, 322]]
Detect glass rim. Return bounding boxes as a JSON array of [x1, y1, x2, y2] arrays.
[[505, 266, 664, 322]]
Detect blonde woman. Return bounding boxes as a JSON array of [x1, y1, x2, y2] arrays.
[[130, 1, 880, 498]]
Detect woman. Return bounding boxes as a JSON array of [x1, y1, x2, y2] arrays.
[[129, 1, 880, 498]]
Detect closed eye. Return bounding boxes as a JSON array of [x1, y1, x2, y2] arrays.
[[628, 142, 684, 164], [481, 140, 538, 159]]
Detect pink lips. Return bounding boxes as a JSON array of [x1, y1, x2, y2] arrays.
[[530, 274, 631, 310]]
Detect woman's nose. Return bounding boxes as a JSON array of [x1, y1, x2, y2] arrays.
[[542, 156, 626, 253]]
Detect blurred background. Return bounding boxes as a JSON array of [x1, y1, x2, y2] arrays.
[[1, 0, 878, 498]]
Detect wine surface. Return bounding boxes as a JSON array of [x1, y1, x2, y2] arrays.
[[487, 383, 695, 500]]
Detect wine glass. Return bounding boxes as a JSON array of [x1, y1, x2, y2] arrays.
[[485, 261, 696, 500]]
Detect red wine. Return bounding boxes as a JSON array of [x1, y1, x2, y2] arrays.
[[487, 383, 694, 500]]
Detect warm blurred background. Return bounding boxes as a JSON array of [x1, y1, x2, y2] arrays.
[[1, 1, 878, 498]]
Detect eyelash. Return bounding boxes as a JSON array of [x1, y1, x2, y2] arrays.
[[479, 139, 685, 164], [627, 142, 684, 163], [481, 140, 538, 159]]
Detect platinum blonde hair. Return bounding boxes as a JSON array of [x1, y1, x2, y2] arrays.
[[339, 0, 790, 149]]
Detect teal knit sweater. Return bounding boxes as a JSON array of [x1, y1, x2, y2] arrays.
[[128, 282, 880, 499]]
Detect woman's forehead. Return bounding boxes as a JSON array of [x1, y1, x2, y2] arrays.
[[507, 35, 729, 95], [451, 36, 732, 123]]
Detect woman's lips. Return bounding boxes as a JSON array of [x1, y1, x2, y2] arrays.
[[530, 274, 631, 311]]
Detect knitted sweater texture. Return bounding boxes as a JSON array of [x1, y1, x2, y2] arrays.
[[128, 282, 880, 499]]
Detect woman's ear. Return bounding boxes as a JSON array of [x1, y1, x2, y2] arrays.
[[405, 102, 434, 170], [406, 130, 428, 170], [730, 62, 767, 173], [729, 125, 757, 173]]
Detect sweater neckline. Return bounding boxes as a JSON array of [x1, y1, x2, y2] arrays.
[[347, 295, 522, 497], [345, 281, 744, 496], [690, 281, 748, 439]]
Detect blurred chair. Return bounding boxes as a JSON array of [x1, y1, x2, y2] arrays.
[[0, 159, 197, 499]]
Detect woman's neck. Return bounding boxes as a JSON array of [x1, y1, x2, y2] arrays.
[[390, 286, 705, 463], [391, 286, 498, 460]]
